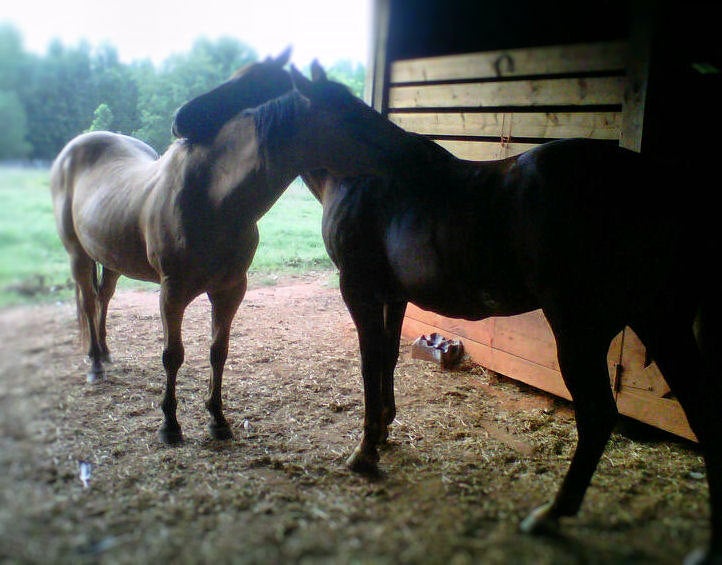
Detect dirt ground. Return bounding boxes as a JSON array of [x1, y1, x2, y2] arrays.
[[0, 271, 711, 564]]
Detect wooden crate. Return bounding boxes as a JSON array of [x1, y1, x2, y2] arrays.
[[392, 42, 696, 442]]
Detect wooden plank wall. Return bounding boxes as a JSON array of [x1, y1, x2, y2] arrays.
[[392, 41, 696, 442], [387, 41, 627, 160]]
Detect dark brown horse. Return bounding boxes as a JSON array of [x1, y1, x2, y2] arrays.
[[50, 48, 292, 444], [174, 63, 721, 563]]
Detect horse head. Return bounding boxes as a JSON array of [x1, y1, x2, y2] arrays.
[[172, 46, 293, 144], [288, 61, 433, 178]]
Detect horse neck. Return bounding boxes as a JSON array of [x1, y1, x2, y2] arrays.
[[254, 95, 465, 201], [333, 119, 460, 182], [182, 118, 296, 224]]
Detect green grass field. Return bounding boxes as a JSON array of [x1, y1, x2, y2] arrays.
[[0, 166, 332, 308]]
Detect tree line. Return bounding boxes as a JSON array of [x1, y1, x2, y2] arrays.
[[0, 23, 365, 161]]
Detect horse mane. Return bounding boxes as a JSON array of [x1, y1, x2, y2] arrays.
[[248, 90, 308, 153]]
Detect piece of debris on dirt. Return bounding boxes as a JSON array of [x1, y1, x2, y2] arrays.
[[411, 332, 464, 369], [78, 460, 92, 488]]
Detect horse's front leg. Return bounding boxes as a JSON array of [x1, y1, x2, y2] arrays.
[[379, 301, 407, 442], [205, 280, 247, 440], [341, 282, 386, 474], [158, 283, 189, 445], [520, 322, 618, 534]]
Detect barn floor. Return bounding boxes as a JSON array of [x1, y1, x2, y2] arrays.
[[0, 272, 710, 564]]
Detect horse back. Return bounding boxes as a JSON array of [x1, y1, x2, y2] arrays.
[[50, 132, 162, 281], [51, 131, 158, 201], [505, 139, 711, 320]]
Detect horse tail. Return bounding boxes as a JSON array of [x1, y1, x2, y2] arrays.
[[75, 281, 89, 349], [52, 137, 104, 351], [73, 261, 102, 349]]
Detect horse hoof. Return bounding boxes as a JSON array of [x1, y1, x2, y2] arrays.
[[86, 369, 106, 384], [519, 502, 559, 536], [347, 445, 380, 476], [159, 426, 184, 446], [209, 423, 233, 441]]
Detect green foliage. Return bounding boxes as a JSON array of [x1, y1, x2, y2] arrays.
[[0, 90, 31, 159], [0, 22, 366, 160], [131, 37, 260, 152], [0, 166, 70, 306], [253, 179, 332, 273], [326, 59, 366, 99], [86, 103, 114, 132]]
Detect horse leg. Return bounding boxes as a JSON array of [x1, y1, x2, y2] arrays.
[[379, 301, 407, 442], [70, 254, 106, 383], [96, 267, 120, 363], [634, 313, 722, 564], [520, 322, 618, 534], [205, 280, 247, 440], [158, 283, 189, 445], [341, 280, 386, 474]]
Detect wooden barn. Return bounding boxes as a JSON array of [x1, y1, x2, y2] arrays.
[[365, 0, 722, 441]]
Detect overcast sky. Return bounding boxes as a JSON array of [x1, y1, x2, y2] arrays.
[[2, 0, 371, 67]]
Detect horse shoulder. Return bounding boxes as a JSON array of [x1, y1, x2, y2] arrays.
[[206, 117, 262, 206]]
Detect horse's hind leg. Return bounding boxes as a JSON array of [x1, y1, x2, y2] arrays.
[[380, 301, 407, 442], [71, 254, 106, 383], [97, 267, 120, 363], [635, 313, 722, 563], [205, 280, 247, 440], [520, 321, 618, 534]]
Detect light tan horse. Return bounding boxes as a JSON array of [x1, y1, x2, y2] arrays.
[[50, 48, 292, 444]]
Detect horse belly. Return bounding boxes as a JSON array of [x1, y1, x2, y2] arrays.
[[386, 221, 538, 319], [74, 201, 159, 282]]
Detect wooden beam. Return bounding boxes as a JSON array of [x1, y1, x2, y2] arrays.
[[389, 76, 625, 109], [433, 139, 539, 160], [390, 40, 628, 83], [620, 2, 652, 152], [390, 111, 622, 140], [366, 0, 391, 111]]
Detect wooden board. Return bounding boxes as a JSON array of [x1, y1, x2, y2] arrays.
[[388, 76, 625, 109], [433, 140, 537, 161], [390, 111, 622, 140], [403, 305, 695, 441], [390, 40, 627, 83], [616, 390, 696, 442], [403, 306, 571, 401], [617, 327, 672, 397]]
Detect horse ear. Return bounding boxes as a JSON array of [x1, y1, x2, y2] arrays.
[[310, 59, 327, 82], [290, 65, 313, 96], [274, 46, 292, 67]]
